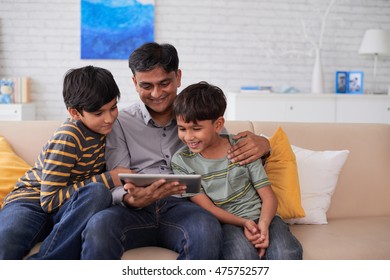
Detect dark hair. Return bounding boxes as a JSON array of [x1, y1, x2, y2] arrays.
[[128, 42, 179, 75], [62, 65, 120, 113], [173, 81, 226, 123]]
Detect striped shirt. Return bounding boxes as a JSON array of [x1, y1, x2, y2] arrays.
[[2, 118, 114, 213], [171, 134, 270, 221]]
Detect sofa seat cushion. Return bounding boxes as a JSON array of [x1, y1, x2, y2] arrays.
[[25, 243, 179, 260], [24, 217, 390, 260], [121, 247, 178, 260], [290, 216, 390, 260]]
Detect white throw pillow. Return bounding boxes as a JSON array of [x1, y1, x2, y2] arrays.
[[285, 145, 350, 225]]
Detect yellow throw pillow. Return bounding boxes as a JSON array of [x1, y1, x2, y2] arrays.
[[265, 127, 305, 219], [0, 136, 31, 203]]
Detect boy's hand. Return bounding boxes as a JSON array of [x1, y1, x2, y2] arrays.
[[123, 179, 187, 208], [254, 220, 270, 258], [243, 219, 264, 244], [227, 131, 270, 165]]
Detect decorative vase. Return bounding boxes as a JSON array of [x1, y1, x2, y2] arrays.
[[311, 48, 324, 94]]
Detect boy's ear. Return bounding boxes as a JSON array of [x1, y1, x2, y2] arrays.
[[68, 108, 82, 120], [215, 116, 225, 133]]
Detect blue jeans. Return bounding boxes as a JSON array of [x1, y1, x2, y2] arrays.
[[81, 196, 222, 259], [0, 183, 112, 260], [221, 216, 303, 260]]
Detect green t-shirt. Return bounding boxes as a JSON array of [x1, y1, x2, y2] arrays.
[[171, 134, 270, 221]]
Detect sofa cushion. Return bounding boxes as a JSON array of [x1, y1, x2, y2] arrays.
[[286, 145, 349, 225], [265, 127, 305, 219], [290, 217, 390, 260], [0, 136, 31, 203]]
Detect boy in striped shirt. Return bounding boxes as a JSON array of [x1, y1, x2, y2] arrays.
[[0, 66, 131, 259], [171, 81, 302, 260]]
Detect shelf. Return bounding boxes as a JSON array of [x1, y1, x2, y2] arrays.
[[0, 103, 36, 120], [225, 93, 390, 124]]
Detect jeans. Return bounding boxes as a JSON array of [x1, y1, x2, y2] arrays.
[[0, 183, 112, 260], [81, 196, 222, 259], [221, 216, 303, 260]]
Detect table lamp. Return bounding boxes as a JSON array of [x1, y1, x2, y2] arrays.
[[358, 29, 390, 94]]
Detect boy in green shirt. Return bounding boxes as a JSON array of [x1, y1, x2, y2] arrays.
[[171, 81, 302, 259]]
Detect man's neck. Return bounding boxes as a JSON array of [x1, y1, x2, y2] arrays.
[[149, 110, 174, 126]]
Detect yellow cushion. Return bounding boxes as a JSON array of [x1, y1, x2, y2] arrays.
[[265, 127, 305, 219], [0, 136, 31, 203]]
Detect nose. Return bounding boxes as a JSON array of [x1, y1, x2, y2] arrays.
[[184, 130, 194, 141], [104, 110, 117, 123], [150, 85, 163, 98]]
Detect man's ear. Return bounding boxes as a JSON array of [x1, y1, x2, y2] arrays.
[[176, 69, 182, 88], [215, 116, 225, 133], [68, 108, 81, 120], [132, 76, 137, 87]]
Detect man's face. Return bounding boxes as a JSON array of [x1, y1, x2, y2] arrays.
[[132, 66, 182, 117]]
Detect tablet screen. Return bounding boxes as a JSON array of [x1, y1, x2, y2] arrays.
[[118, 173, 201, 194]]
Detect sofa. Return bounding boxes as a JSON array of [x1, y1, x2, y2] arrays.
[[0, 120, 389, 260]]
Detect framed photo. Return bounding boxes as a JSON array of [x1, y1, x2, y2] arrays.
[[335, 71, 364, 94], [335, 71, 347, 93], [347, 71, 364, 94]]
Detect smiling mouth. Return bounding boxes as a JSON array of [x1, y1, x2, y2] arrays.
[[149, 95, 168, 104], [187, 141, 200, 149]]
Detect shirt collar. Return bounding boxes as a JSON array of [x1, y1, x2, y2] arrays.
[[139, 102, 176, 128]]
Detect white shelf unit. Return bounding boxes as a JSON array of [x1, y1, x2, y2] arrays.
[[0, 103, 36, 120], [225, 93, 390, 124]]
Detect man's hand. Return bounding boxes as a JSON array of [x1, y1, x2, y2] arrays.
[[227, 131, 270, 165], [123, 179, 187, 208]]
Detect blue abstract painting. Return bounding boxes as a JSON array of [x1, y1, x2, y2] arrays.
[[81, 0, 155, 59]]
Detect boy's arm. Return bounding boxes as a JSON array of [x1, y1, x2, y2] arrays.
[[190, 194, 255, 228], [38, 135, 105, 213], [245, 158, 277, 253], [256, 186, 278, 229], [227, 131, 270, 165], [253, 185, 278, 257]]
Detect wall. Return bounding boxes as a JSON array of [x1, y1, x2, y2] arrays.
[[0, 0, 389, 120]]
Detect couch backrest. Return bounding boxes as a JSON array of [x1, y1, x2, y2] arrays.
[[0, 120, 61, 166], [1, 120, 389, 219], [225, 121, 390, 219]]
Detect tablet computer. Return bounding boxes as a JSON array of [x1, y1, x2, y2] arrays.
[[118, 173, 202, 194]]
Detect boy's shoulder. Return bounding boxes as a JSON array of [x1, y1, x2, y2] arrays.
[[52, 118, 95, 142], [222, 133, 240, 146], [55, 118, 82, 134], [172, 145, 195, 159]]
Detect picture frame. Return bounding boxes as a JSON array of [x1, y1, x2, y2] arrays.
[[335, 71, 347, 93], [347, 71, 364, 94], [335, 71, 364, 94]]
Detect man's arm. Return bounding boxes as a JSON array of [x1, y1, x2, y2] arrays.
[[227, 131, 271, 165]]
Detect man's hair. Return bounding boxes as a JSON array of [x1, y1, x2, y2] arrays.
[[63, 65, 120, 113], [128, 42, 179, 75], [173, 81, 226, 123]]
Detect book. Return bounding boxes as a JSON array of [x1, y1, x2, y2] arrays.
[[240, 86, 272, 94]]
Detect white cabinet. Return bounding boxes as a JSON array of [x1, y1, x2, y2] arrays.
[[225, 93, 335, 122], [0, 103, 35, 120], [225, 92, 390, 124], [336, 95, 390, 124]]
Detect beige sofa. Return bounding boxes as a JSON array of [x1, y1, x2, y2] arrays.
[[1, 120, 389, 260]]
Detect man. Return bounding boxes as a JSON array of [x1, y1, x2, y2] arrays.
[[81, 43, 276, 260]]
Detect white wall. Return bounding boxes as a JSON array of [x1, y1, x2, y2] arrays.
[[1, 0, 389, 120]]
